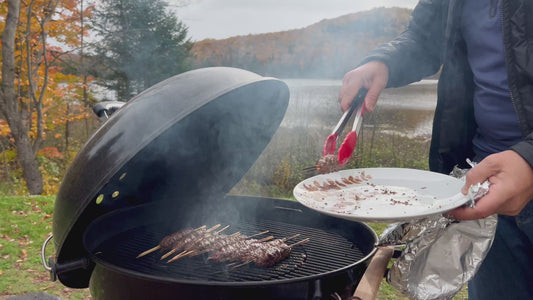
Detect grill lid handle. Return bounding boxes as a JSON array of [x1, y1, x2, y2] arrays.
[[92, 100, 125, 120]]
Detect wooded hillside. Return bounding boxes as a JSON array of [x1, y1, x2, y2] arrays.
[[188, 7, 412, 78]]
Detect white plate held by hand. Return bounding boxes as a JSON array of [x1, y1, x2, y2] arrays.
[[293, 168, 470, 223]]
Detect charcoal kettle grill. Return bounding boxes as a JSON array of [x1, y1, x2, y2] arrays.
[[42, 67, 378, 300]]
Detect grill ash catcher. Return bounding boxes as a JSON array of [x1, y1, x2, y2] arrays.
[[41, 67, 379, 300]]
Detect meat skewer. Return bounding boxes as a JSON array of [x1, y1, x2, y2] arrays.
[[231, 237, 310, 269], [139, 226, 307, 268], [165, 232, 244, 263], [162, 225, 232, 261], [168, 235, 275, 263], [208, 234, 300, 264], [179, 230, 271, 258], [206, 235, 276, 263], [160, 224, 223, 260], [165, 230, 271, 262], [136, 225, 207, 258]]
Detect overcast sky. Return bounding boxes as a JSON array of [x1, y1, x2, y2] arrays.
[[167, 0, 419, 41]]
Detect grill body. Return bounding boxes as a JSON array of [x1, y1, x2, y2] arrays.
[[84, 196, 377, 300]]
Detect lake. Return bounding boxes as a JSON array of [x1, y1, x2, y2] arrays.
[[282, 78, 438, 138]]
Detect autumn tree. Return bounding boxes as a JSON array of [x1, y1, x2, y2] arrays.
[[0, 0, 94, 195], [91, 0, 193, 101], [1, 0, 55, 194]]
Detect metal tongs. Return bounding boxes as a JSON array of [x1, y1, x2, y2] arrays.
[[323, 88, 367, 165]]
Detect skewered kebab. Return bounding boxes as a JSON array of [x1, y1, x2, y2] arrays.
[[167, 234, 274, 263], [137, 225, 309, 268], [166, 230, 271, 262], [164, 227, 240, 262], [208, 234, 301, 264], [160, 224, 224, 260], [231, 238, 310, 268], [138, 224, 269, 261], [136, 225, 207, 258], [164, 232, 242, 262]]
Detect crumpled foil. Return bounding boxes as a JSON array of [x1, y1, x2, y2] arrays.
[[383, 163, 497, 300]]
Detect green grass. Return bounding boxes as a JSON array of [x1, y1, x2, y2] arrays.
[[0, 196, 90, 300]]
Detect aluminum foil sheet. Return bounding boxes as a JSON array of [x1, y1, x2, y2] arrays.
[[383, 164, 497, 300]]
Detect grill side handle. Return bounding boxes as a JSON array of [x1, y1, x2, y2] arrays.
[[41, 234, 54, 272], [352, 246, 394, 300], [41, 234, 90, 282]]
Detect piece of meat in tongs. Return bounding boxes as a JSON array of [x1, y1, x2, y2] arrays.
[[304, 89, 366, 175], [302, 154, 346, 174]]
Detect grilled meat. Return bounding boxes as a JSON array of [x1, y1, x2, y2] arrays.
[[136, 226, 207, 258], [138, 225, 307, 268], [315, 154, 346, 174], [159, 228, 196, 250], [242, 239, 292, 267], [207, 237, 270, 262], [209, 238, 299, 267]]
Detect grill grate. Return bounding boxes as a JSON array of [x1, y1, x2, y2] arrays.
[[91, 218, 366, 283]]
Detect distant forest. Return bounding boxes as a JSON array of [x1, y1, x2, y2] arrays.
[[188, 7, 413, 79]]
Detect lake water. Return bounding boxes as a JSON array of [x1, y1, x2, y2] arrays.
[[281, 78, 438, 139]]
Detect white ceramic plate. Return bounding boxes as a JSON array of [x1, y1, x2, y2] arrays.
[[293, 168, 470, 223]]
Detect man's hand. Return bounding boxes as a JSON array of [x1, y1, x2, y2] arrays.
[[449, 150, 533, 220], [338, 61, 389, 112]]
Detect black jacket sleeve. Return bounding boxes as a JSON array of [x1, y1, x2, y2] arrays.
[[360, 0, 446, 87], [511, 134, 533, 168]]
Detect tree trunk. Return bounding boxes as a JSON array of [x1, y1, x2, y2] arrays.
[[6, 114, 43, 194], [0, 0, 44, 195]]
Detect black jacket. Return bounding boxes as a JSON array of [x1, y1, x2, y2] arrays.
[[362, 0, 533, 174]]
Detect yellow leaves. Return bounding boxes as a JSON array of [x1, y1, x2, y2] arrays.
[[1, 149, 18, 163], [0, 119, 11, 137]]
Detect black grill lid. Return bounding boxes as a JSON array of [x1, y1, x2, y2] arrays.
[[52, 67, 290, 285]]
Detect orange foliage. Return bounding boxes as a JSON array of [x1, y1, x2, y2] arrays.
[[1, 0, 98, 194], [0, 0, 95, 146], [37, 147, 63, 159]]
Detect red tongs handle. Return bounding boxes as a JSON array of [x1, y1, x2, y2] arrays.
[[337, 89, 367, 164], [323, 89, 367, 156]]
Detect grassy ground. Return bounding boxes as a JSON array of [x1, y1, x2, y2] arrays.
[[0, 196, 91, 300], [0, 195, 467, 300]]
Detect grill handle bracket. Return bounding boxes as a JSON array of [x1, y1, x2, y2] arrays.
[[48, 257, 90, 282], [41, 234, 90, 282]]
